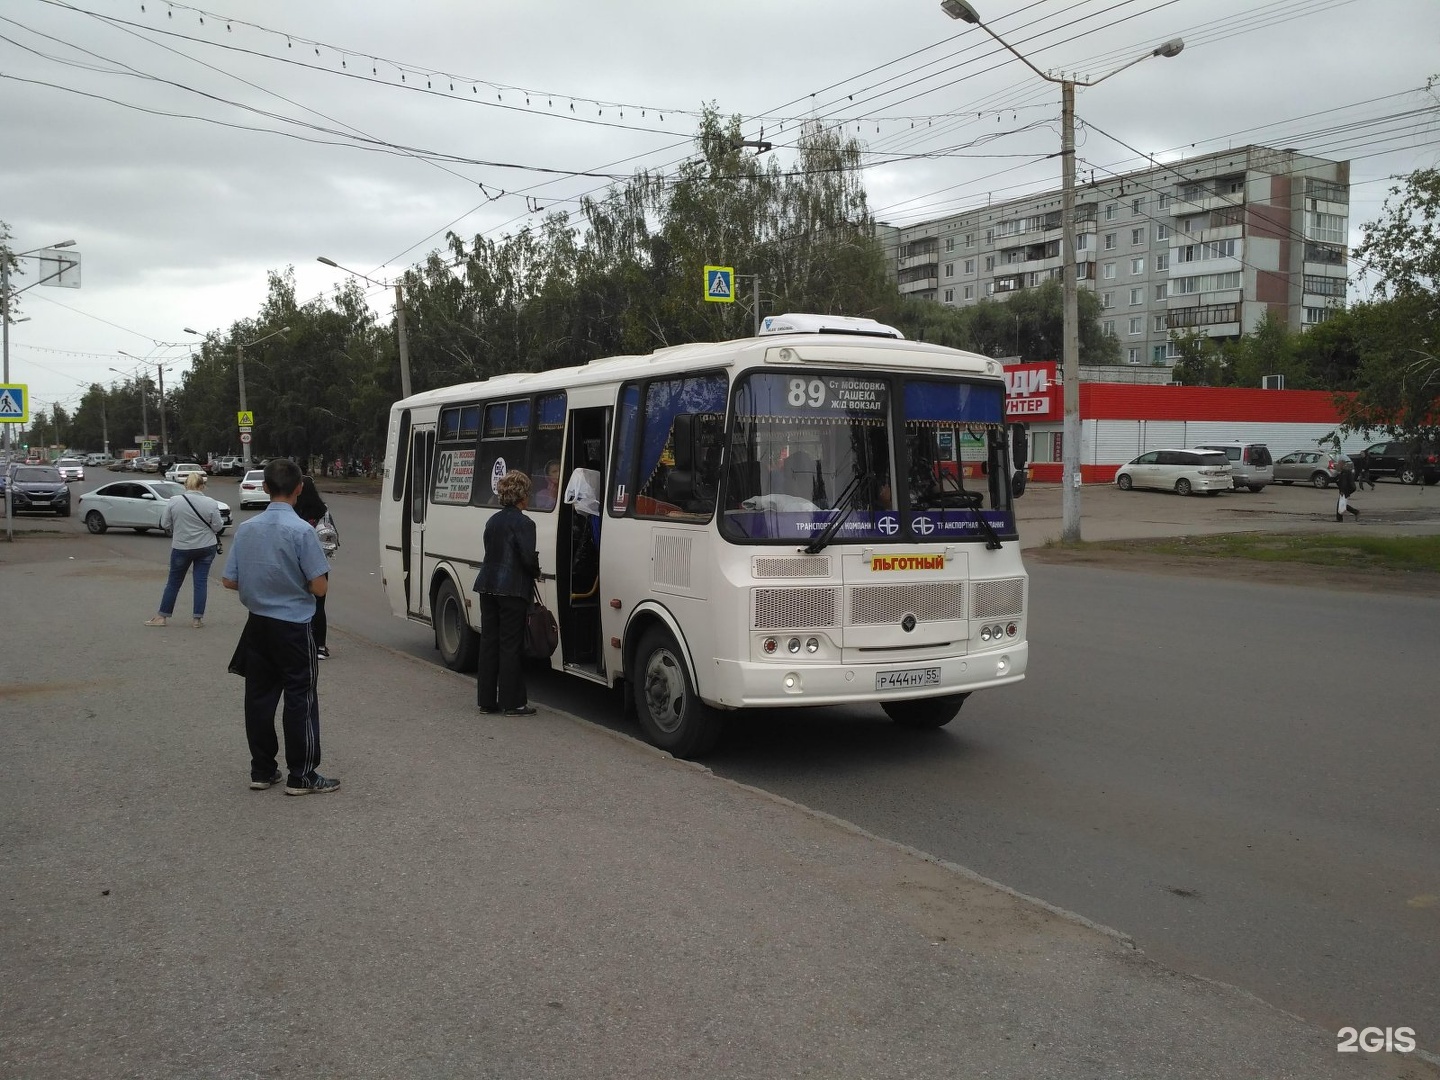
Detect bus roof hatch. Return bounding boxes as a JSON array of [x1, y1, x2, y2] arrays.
[[757, 313, 905, 340]]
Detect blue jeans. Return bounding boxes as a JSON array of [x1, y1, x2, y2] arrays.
[[158, 545, 218, 618]]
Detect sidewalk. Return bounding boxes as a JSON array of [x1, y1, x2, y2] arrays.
[[1, 543, 1431, 1079]]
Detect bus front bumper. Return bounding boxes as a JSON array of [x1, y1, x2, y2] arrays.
[[706, 643, 1028, 710]]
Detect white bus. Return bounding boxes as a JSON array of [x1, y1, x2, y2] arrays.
[[379, 314, 1029, 757]]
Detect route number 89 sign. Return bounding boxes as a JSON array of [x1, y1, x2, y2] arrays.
[[784, 375, 886, 415]]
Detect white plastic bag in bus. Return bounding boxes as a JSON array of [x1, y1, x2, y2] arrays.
[[564, 468, 601, 517]]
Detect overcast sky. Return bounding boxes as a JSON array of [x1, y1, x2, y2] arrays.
[[3, 0, 1438, 428]]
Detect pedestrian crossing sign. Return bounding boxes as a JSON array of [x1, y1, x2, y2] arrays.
[[704, 265, 735, 303], [0, 384, 27, 423]]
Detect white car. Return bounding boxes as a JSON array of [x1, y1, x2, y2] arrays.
[[238, 469, 268, 509], [55, 458, 85, 482], [164, 462, 206, 484], [1114, 449, 1232, 496], [78, 479, 232, 535]]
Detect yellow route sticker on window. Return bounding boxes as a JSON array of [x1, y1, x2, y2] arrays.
[[870, 554, 945, 571]]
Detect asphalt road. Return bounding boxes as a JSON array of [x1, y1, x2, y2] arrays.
[[19, 472, 1440, 1049]]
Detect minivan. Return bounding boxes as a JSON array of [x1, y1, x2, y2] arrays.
[[1193, 443, 1273, 492], [1114, 449, 1232, 496]]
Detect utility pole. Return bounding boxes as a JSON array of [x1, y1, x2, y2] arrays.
[[1059, 78, 1081, 540], [237, 341, 249, 467], [940, 0, 1183, 543], [157, 363, 168, 457], [395, 281, 412, 399]]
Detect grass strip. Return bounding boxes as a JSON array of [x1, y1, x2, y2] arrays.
[[1056, 533, 1440, 574]]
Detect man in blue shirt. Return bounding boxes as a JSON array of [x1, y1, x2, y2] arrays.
[[222, 458, 339, 795]]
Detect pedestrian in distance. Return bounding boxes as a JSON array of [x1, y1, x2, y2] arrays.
[[222, 458, 339, 795], [145, 471, 225, 629], [294, 472, 332, 659], [473, 469, 541, 716], [1335, 460, 1360, 522], [1354, 450, 1376, 491]]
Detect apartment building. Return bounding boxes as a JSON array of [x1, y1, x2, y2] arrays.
[[886, 146, 1349, 367]]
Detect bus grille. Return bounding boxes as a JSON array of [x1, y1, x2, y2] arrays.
[[850, 583, 965, 625], [753, 587, 838, 629], [972, 578, 1025, 619], [752, 555, 831, 578]]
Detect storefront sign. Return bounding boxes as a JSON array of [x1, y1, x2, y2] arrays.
[[1004, 362, 1060, 421]]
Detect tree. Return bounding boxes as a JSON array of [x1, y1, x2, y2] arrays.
[[1354, 167, 1440, 299], [1339, 161, 1440, 440], [1169, 329, 1226, 386]]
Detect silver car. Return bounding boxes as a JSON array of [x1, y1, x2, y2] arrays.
[[1272, 450, 1349, 488]]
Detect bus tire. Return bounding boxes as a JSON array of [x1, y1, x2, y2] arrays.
[[632, 625, 722, 758], [882, 693, 968, 729], [434, 577, 479, 672]]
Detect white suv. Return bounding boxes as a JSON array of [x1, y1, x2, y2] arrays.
[[1192, 443, 1274, 492], [55, 458, 85, 482]]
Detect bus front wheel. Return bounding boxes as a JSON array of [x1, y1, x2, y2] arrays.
[[632, 626, 722, 758], [882, 693, 969, 729], [434, 577, 479, 672]]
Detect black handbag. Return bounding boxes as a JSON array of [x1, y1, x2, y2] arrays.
[[523, 583, 559, 660]]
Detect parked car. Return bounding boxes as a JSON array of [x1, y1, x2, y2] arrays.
[[1114, 449, 1232, 496], [134, 457, 161, 473], [54, 457, 85, 482], [78, 479, 231, 535], [164, 462, 207, 484], [1351, 440, 1440, 485], [1191, 442, 1273, 492], [1272, 450, 1349, 488], [238, 469, 268, 509], [1, 463, 72, 515], [84, 453, 116, 468]]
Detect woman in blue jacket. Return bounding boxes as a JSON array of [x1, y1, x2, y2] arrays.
[[474, 469, 541, 715]]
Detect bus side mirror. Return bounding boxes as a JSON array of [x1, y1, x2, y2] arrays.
[[671, 414, 695, 471], [1012, 471, 1027, 497]]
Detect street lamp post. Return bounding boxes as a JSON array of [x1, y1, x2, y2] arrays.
[[316, 257, 413, 399], [233, 327, 289, 468], [941, 1, 1182, 542], [119, 352, 173, 457]]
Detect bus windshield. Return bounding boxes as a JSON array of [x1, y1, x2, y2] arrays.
[[721, 370, 1016, 544]]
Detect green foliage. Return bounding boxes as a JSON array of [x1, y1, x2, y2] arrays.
[[1339, 160, 1440, 440], [1354, 166, 1440, 299]]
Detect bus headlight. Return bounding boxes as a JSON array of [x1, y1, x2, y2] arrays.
[[805, 637, 820, 653], [787, 637, 801, 654]]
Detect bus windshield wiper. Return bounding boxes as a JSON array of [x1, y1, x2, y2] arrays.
[[803, 472, 871, 555]]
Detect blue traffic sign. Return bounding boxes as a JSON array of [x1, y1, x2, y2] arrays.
[[0, 383, 28, 423], [704, 265, 735, 303]]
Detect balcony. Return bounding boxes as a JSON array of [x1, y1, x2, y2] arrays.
[[898, 252, 939, 273], [898, 276, 938, 296]]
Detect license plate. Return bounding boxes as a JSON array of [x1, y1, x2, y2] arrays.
[[875, 667, 941, 690]]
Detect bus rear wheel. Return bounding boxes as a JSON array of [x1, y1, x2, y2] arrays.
[[882, 693, 969, 729], [434, 577, 479, 672], [632, 626, 722, 758]]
